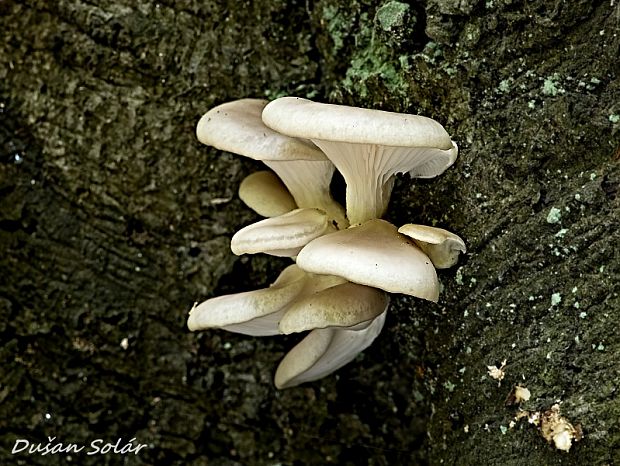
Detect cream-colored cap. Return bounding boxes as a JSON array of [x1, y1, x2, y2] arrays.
[[296, 219, 439, 301]]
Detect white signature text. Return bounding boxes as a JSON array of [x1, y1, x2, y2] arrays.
[[11, 437, 148, 456]]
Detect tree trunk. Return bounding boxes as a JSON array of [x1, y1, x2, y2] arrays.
[[1, 0, 618, 464]]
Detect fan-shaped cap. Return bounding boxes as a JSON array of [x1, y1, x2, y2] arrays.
[[262, 97, 458, 224], [196, 98, 327, 162], [296, 219, 439, 301], [278, 282, 389, 334], [187, 265, 346, 336], [262, 97, 454, 149], [274, 311, 387, 389], [398, 224, 466, 269], [231, 208, 334, 257], [187, 264, 307, 336]]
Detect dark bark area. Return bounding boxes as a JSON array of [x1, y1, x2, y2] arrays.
[[1, 0, 618, 464]]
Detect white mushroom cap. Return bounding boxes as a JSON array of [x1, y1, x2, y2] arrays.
[[231, 208, 335, 257], [187, 265, 345, 336], [197, 99, 325, 162], [296, 219, 439, 301], [238, 170, 297, 217], [279, 282, 389, 334], [398, 224, 466, 269], [197, 99, 347, 227], [262, 97, 458, 225], [187, 264, 307, 336], [274, 311, 386, 389]]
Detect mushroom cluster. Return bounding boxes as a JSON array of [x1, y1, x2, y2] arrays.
[[189, 97, 465, 389]]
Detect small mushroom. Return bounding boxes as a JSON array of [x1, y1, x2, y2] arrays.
[[197, 99, 347, 228], [296, 219, 439, 301], [238, 170, 297, 217], [231, 208, 334, 257], [397, 224, 466, 269], [274, 310, 387, 389], [262, 97, 457, 225]]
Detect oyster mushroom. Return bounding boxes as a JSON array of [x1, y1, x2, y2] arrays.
[[296, 219, 439, 301], [197, 99, 347, 228], [187, 265, 345, 336], [398, 223, 466, 269], [230, 208, 335, 257], [262, 97, 458, 225], [190, 98, 467, 389], [275, 280, 389, 388], [279, 282, 389, 334], [274, 310, 387, 389]]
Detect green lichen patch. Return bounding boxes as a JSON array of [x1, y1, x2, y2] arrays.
[[375, 1, 411, 33], [342, 41, 411, 101]]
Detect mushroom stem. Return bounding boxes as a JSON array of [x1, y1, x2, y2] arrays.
[[312, 140, 453, 225], [311, 142, 392, 225], [264, 159, 349, 229]]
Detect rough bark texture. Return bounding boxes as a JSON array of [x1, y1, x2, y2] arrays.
[[1, 0, 619, 464]]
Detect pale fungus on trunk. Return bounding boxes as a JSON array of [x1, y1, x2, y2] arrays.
[[230, 207, 335, 257], [274, 310, 387, 389], [262, 97, 458, 225], [398, 223, 466, 269], [278, 282, 389, 334], [189, 96, 465, 389], [296, 219, 440, 301], [197, 98, 347, 228], [187, 264, 308, 336], [187, 265, 346, 336]]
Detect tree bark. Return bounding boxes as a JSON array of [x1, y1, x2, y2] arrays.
[[1, 0, 618, 464]]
